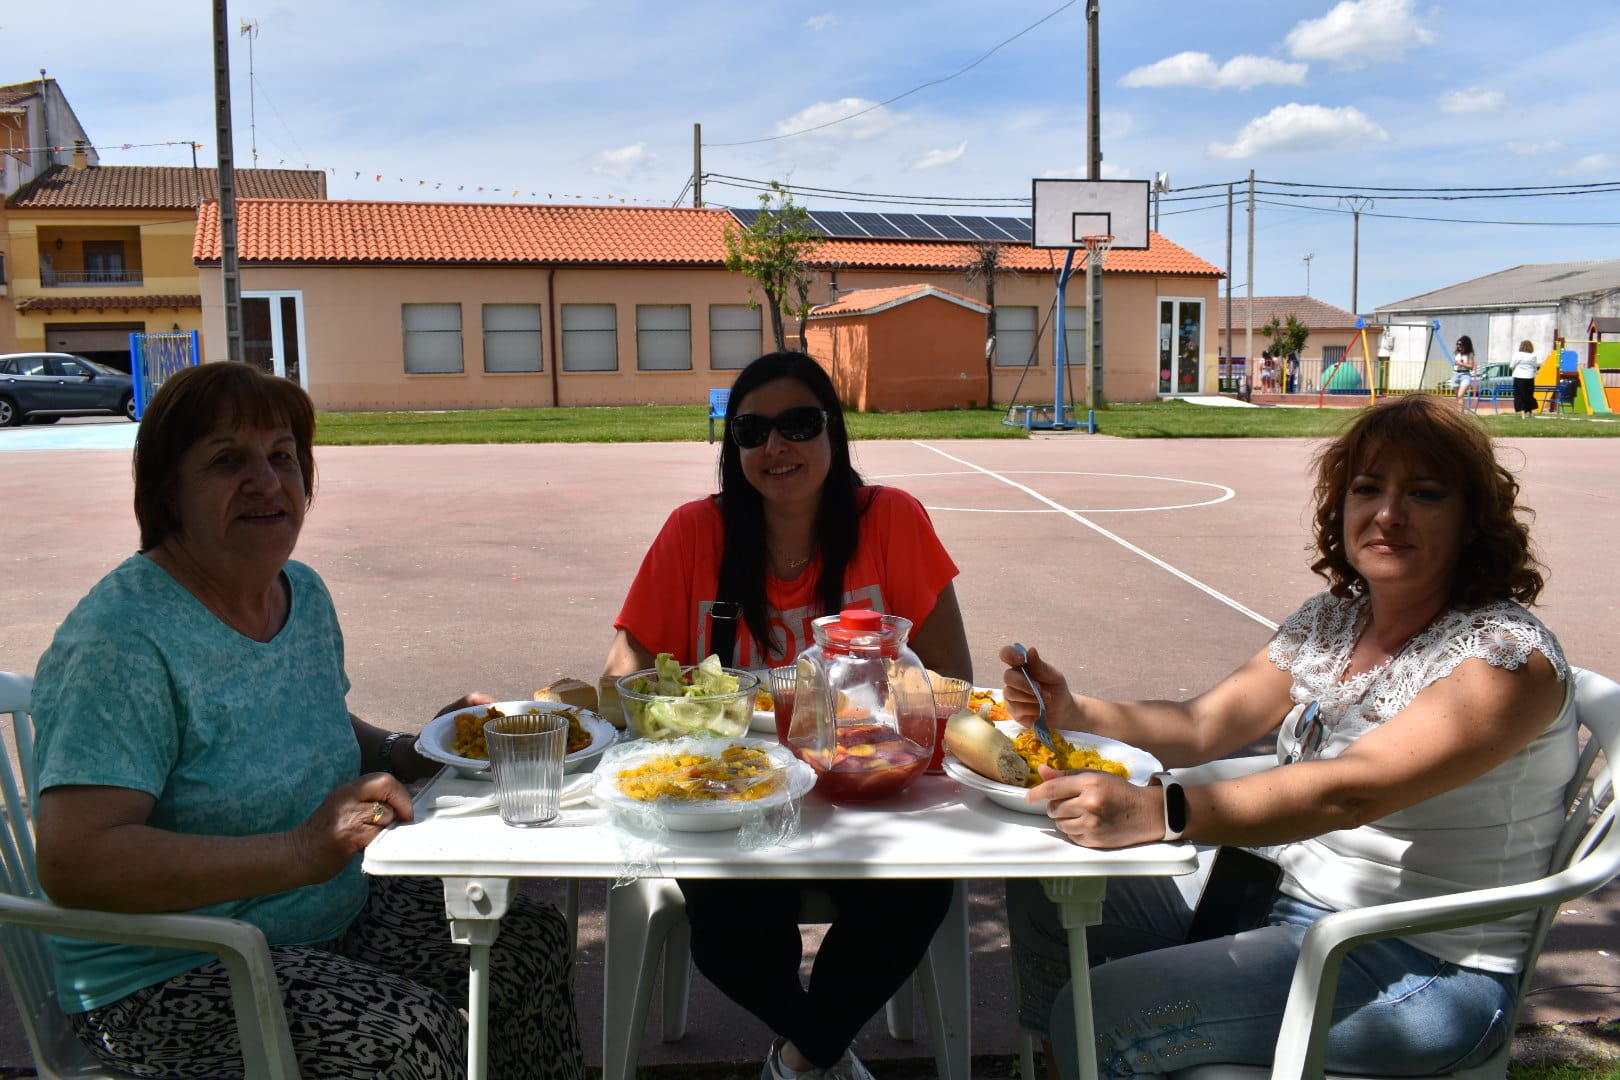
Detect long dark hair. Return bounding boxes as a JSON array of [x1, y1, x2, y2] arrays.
[[716, 352, 866, 659], [1309, 394, 1543, 607]]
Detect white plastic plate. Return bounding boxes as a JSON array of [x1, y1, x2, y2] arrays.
[[417, 701, 618, 778], [943, 722, 1162, 816]]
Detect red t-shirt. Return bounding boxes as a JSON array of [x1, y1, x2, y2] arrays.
[[614, 486, 958, 668]]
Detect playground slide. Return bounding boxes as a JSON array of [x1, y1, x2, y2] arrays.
[[1580, 367, 1613, 414]]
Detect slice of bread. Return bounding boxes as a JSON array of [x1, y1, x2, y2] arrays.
[[535, 677, 597, 711]]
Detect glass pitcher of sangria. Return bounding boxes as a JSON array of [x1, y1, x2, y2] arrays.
[[784, 609, 936, 803]]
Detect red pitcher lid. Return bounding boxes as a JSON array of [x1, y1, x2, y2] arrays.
[[820, 608, 898, 656]]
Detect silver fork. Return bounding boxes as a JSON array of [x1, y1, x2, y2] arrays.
[[1013, 642, 1057, 752]]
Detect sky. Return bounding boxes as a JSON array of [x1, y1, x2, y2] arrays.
[[6, 0, 1620, 315]]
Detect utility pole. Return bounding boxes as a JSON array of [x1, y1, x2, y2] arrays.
[[1341, 195, 1372, 313], [1086, 0, 1104, 406], [1245, 169, 1255, 374], [1303, 252, 1314, 296], [1225, 182, 1233, 376], [692, 123, 702, 208], [213, 0, 243, 362]]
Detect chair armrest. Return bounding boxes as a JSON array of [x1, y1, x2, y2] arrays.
[[0, 894, 300, 1079], [1271, 813, 1620, 1080]]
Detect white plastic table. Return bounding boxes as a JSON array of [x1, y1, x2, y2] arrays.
[[363, 770, 1195, 1080]]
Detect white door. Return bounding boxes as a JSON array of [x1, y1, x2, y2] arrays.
[[242, 292, 308, 390], [1158, 297, 1205, 395]]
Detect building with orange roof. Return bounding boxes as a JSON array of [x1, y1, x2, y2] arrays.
[[1214, 295, 1376, 398], [805, 284, 990, 412], [2, 153, 325, 369], [193, 196, 1224, 412]]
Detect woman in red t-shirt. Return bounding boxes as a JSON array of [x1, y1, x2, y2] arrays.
[[605, 351, 970, 1079]]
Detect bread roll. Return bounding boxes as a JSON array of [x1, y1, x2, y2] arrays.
[[943, 711, 1029, 787], [535, 677, 597, 710]]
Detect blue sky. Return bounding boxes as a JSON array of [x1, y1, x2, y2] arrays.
[[7, 0, 1619, 313]]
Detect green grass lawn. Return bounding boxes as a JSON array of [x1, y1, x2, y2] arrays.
[[313, 399, 1620, 446]]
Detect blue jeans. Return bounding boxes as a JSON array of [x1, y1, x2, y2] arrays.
[[1007, 866, 1516, 1078]]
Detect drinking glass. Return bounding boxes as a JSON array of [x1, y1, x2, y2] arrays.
[[485, 713, 568, 826]]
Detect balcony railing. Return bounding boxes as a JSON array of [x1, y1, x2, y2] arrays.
[[41, 269, 145, 287]]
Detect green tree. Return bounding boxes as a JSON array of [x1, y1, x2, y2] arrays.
[[723, 182, 821, 351], [964, 240, 1014, 408], [1260, 313, 1311, 361]]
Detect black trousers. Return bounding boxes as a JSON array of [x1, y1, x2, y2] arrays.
[[1513, 376, 1538, 414], [678, 877, 954, 1068]]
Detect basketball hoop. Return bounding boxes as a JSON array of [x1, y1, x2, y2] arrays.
[[1081, 234, 1114, 271]]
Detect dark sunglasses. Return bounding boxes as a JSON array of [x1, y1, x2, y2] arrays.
[[729, 406, 829, 449], [1285, 702, 1325, 765]]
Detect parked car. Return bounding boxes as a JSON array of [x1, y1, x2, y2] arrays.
[[0, 352, 136, 426], [1476, 362, 1514, 399]]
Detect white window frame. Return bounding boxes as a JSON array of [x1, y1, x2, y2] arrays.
[[1062, 305, 1088, 370], [243, 289, 309, 390], [402, 303, 464, 375], [709, 304, 762, 370], [636, 304, 693, 371], [482, 303, 543, 373], [995, 305, 1039, 368], [561, 303, 618, 372]]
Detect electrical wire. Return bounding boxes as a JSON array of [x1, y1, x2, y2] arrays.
[[703, 0, 1079, 148]]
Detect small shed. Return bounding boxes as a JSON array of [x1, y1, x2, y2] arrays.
[[804, 284, 990, 412]]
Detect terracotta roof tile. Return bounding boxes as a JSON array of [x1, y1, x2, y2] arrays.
[[15, 294, 201, 313], [8, 165, 326, 210], [192, 199, 1226, 280], [1215, 295, 1363, 331], [0, 80, 43, 107], [810, 283, 989, 318]]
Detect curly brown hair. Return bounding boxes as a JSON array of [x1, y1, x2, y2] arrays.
[[1309, 394, 1544, 606], [133, 362, 317, 551]]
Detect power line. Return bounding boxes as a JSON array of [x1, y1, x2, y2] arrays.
[[703, 0, 1078, 148], [1251, 196, 1620, 228]]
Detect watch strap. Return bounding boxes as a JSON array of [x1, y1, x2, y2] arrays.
[[379, 730, 412, 775], [1152, 771, 1188, 841]]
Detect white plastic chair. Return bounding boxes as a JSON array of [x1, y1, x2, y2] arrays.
[[0, 671, 301, 1080], [601, 874, 971, 1080]]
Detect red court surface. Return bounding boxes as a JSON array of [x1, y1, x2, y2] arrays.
[[2, 434, 1616, 1071]]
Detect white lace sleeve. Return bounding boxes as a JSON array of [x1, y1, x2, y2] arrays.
[[1268, 592, 1348, 673]]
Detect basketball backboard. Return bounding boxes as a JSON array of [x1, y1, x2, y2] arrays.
[[1031, 178, 1151, 250]]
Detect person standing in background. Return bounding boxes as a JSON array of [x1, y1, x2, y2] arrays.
[[1452, 335, 1478, 405], [1511, 340, 1541, 418]]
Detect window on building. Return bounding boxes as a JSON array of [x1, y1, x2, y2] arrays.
[[402, 303, 464, 374], [83, 241, 127, 283], [1323, 345, 1346, 366], [709, 305, 762, 370], [482, 304, 543, 373], [995, 306, 1038, 367], [1063, 305, 1088, 369], [561, 304, 618, 372], [636, 304, 692, 371]]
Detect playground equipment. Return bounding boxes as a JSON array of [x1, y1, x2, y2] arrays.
[[129, 330, 200, 419], [1315, 317, 1379, 406]]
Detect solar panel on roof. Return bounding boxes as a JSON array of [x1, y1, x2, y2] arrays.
[[844, 212, 907, 239], [948, 215, 1007, 242], [926, 216, 981, 240], [881, 213, 942, 239], [729, 207, 762, 228], [987, 217, 1032, 242], [807, 210, 862, 238]]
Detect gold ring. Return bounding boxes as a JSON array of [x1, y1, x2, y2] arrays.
[[370, 801, 387, 826]]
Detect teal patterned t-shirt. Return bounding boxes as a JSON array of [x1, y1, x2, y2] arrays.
[[32, 555, 368, 1012]]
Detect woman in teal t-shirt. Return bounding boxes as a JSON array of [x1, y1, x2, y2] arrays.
[[33, 363, 583, 1080]]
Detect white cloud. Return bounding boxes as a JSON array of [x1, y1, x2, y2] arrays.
[[774, 98, 896, 141], [1439, 88, 1503, 113], [1507, 140, 1564, 156], [1121, 51, 1307, 90], [911, 142, 967, 170], [806, 13, 837, 31], [1285, 0, 1435, 68], [591, 142, 653, 176], [1209, 103, 1391, 158], [1561, 153, 1619, 175]]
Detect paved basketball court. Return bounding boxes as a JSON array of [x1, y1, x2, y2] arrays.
[[2, 429, 1615, 1071]]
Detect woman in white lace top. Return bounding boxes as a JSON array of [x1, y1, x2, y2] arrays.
[[1002, 394, 1575, 1079]]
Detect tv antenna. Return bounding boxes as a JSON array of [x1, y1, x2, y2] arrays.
[[1302, 252, 1314, 296], [239, 18, 259, 166]]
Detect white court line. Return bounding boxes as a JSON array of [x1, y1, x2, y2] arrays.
[[869, 469, 1235, 514], [912, 442, 1279, 632]]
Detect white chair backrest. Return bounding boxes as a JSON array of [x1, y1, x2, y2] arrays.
[[0, 672, 60, 1063]]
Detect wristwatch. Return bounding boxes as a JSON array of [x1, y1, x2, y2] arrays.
[[379, 731, 413, 776], [1152, 771, 1188, 841]]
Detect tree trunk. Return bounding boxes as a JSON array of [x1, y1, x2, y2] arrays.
[[984, 274, 998, 409], [767, 298, 786, 351]]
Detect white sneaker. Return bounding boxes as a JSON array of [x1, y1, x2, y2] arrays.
[[762, 1038, 819, 1080], [820, 1047, 876, 1080]]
